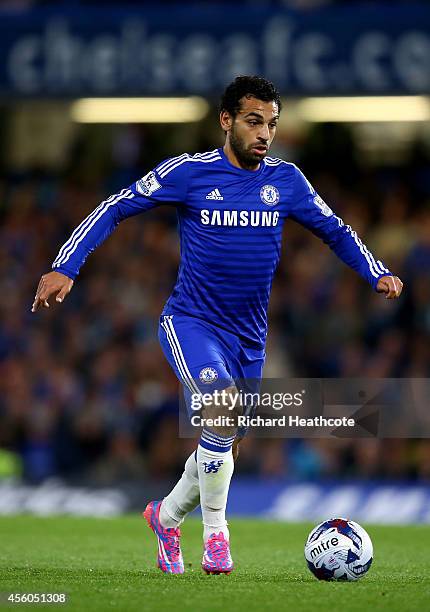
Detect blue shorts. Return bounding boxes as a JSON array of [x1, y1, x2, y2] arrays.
[[158, 313, 265, 436]]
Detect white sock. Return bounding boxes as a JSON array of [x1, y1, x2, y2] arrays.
[[159, 451, 200, 528], [197, 429, 235, 542]]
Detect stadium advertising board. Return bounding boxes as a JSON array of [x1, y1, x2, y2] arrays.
[[0, 4, 429, 96]]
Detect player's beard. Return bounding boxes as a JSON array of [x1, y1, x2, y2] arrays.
[[229, 125, 267, 169]]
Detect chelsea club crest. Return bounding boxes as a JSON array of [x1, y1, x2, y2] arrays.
[[199, 367, 218, 384], [260, 184, 280, 206]]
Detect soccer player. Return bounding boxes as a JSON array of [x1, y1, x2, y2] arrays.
[[32, 76, 403, 575]]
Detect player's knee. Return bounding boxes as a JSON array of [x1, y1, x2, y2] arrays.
[[201, 385, 241, 437]]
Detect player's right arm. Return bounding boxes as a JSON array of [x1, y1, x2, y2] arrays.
[[32, 159, 188, 312]]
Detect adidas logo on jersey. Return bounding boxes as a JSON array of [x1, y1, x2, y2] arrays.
[[206, 189, 223, 200]]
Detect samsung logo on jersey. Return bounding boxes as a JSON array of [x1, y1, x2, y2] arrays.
[[201, 209, 280, 227]]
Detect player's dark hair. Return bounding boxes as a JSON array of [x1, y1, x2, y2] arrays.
[[219, 75, 282, 117]]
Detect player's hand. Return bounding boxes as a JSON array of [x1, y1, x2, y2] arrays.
[[232, 437, 241, 462], [31, 271, 74, 312], [376, 275, 403, 299]]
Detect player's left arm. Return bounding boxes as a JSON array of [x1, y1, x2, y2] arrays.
[[289, 167, 403, 299]]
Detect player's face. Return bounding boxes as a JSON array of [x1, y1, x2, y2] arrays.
[[223, 96, 279, 168]]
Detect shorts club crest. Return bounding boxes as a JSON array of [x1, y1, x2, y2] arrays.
[[199, 367, 218, 383]]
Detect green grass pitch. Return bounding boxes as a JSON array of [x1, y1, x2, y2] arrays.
[[0, 516, 429, 611]]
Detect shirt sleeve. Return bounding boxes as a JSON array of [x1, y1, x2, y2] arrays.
[[51, 159, 188, 280], [289, 166, 391, 290]]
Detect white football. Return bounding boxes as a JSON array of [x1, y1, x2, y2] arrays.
[[304, 518, 373, 581]]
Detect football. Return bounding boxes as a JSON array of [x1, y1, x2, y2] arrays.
[[304, 518, 373, 581]]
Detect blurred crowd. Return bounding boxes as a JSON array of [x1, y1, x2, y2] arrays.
[[3, 0, 426, 12], [1, 118, 430, 485]]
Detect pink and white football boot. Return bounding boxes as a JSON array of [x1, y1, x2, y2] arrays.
[[143, 500, 184, 574], [202, 532, 234, 575]]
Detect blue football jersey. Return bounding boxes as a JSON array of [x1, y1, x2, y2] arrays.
[[52, 148, 390, 347]]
